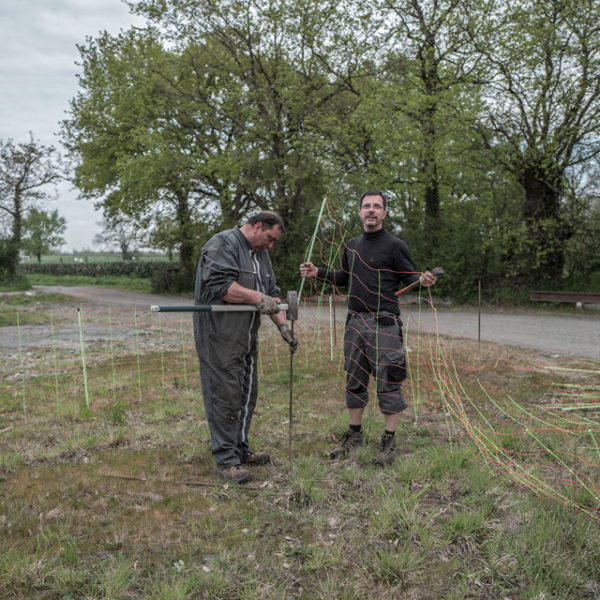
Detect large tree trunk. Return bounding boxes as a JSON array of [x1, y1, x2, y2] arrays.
[[419, 50, 442, 257], [175, 191, 195, 282], [517, 165, 567, 284], [6, 188, 23, 277], [120, 242, 132, 261]]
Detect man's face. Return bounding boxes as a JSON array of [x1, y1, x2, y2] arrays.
[[358, 195, 387, 231], [251, 223, 282, 251]]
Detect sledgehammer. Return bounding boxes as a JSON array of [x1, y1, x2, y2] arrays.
[[394, 267, 444, 296], [150, 289, 299, 321]]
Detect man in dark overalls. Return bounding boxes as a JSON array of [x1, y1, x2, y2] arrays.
[[194, 211, 297, 483], [300, 191, 436, 465]]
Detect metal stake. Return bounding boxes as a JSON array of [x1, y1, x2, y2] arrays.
[[289, 319, 294, 461]]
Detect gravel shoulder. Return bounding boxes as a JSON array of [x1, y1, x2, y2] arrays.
[[4, 285, 600, 360], [32, 285, 194, 309]]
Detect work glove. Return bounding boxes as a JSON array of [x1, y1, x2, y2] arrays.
[[255, 293, 280, 315], [278, 323, 298, 354]]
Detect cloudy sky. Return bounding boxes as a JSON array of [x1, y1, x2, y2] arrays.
[[0, 0, 144, 250]]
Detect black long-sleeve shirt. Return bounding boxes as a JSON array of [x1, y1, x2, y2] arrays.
[[317, 228, 420, 315]]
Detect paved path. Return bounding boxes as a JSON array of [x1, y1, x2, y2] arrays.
[[405, 307, 600, 360]]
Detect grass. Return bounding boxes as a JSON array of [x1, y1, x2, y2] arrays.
[[0, 273, 152, 294], [26, 273, 152, 291], [0, 291, 79, 326], [1, 294, 600, 598], [0, 274, 31, 292]]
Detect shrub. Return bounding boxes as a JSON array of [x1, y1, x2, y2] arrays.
[[0, 239, 19, 281], [150, 263, 194, 293]]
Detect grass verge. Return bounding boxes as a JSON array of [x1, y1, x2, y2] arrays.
[[26, 273, 152, 291]]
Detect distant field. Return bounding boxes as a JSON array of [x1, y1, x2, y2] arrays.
[[21, 253, 169, 264]]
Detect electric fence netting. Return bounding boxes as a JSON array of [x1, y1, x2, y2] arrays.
[[1, 196, 600, 521], [298, 197, 600, 521]]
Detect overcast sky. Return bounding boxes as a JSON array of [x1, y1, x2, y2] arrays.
[[0, 0, 144, 251]]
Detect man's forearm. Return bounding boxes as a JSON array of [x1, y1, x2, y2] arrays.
[[223, 281, 262, 304], [318, 267, 348, 287], [270, 312, 287, 326]]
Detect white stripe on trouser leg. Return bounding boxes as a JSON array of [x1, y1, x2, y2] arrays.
[[240, 320, 255, 446], [240, 252, 261, 447]]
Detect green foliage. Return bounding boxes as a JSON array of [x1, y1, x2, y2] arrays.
[[22, 208, 66, 262], [58, 0, 600, 298], [0, 238, 20, 282]]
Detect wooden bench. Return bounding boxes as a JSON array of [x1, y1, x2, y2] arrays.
[[530, 291, 600, 307]]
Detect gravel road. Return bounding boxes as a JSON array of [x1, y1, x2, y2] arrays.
[[5, 285, 600, 360], [404, 305, 599, 360]]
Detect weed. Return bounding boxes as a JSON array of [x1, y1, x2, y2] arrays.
[[288, 456, 329, 506], [368, 546, 425, 586], [427, 444, 470, 478], [109, 398, 128, 425], [444, 506, 488, 542], [99, 555, 136, 598]]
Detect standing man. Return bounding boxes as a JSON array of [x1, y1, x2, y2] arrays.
[[300, 191, 436, 465], [194, 211, 298, 484]]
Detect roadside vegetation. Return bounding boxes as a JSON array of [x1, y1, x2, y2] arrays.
[[2, 269, 596, 317], [0, 275, 150, 294], [0, 291, 77, 327], [26, 273, 152, 292], [1, 294, 599, 599]]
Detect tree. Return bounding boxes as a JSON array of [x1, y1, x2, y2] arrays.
[[140, 0, 369, 285], [323, 0, 498, 294], [148, 216, 197, 261], [562, 157, 600, 283], [148, 218, 177, 260], [0, 134, 61, 278], [62, 29, 202, 279], [22, 208, 66, 262], [471, 0, 600, 285], [61, 0, 598, 296], [381, 0, 486, 241], [64, 1, 374, 289], [93, 216, 144, 260]]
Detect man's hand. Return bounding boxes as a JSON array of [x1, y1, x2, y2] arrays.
[[255, 294, 280, 315], [300, 262, 318, 279], [419, 270, 437, 287], [278, 323, 298, 353]]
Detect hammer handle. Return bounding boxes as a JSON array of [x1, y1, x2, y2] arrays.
[[150, 304, 289, 313], [394, 267, 444, 296]]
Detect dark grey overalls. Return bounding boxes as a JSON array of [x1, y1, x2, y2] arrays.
[[193, 227, 280, 467]]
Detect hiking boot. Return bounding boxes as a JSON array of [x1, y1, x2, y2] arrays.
[[373, 432, 397, 466], [329, 429, 364, 459], [241, 450, 271, 466], [214, 464, 252, 484]]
